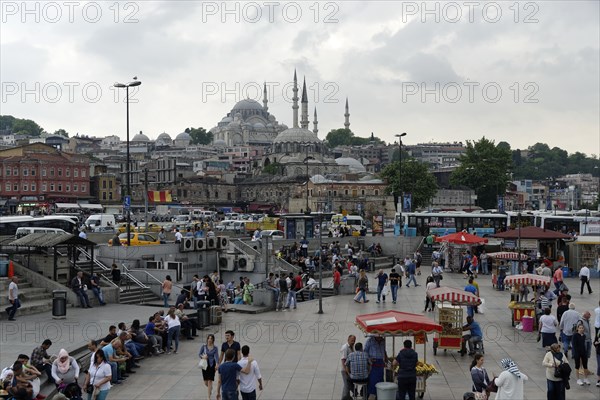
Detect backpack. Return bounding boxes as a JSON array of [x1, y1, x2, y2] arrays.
[[553, 356, 572, 381]]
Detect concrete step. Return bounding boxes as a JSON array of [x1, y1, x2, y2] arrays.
[[0, 289, 52, 306], [0, 298, 54, 320], [119, 288, 160, 305]]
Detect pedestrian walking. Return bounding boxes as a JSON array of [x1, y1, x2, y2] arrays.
[[216, 349, 253, 400], [199, 334, 219, 400], [237, 345, 263, 400], [579, 265, 593, 295], [389, 267, 402, 304], [5, 276, 20, 321], [375, 269, 388, 304], [393, 340, 418, 400], [354, 270, 369, 303], [494, 358, 528, 400], [406, 259, 419, 288]]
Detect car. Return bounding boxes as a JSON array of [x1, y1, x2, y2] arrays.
[[215, 220, 237, 231], [92, 226, 115, 234], [260, 230, 285, 240], [108, 233, 160, 246], [116, 223, 136, 233], [137, 223, 162, 232]]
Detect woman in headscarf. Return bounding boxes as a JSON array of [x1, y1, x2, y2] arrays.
[[494, 358, 528, 400], [542, 343, 568, 400], [51, 349, 80, 390]]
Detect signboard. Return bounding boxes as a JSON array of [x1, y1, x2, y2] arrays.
[[497, 195, 505, 213], [372, 215, 384, 236], [402, 193, 412, 213], [123, 195, 131, 210]]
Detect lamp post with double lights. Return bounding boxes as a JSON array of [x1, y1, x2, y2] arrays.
[[395, 133, 407, 233], [114, 78, 141, 246]]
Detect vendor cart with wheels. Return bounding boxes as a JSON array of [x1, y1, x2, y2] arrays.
[[355, 311, 442, 399], [487, 252, 528, 289], [503, 274, 551, 328], [426, 286, 481, 356]]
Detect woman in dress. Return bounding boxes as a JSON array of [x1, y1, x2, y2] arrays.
[[51, 349, 80, 390], [572, 324, 590, 385], [541, 343, 568, 400], [538, 308, 559, 348], [161, 275, 173, 308], [494, 358, 528, 400], [84, 350, 112, 400], [217, 279, 229, 313], [470, 353, 491, 398], [164, 308, 181, 354], [199, 334, 219, 400]]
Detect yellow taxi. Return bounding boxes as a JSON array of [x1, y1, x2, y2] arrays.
[[116, 223, 135, 233], [137, 223, 162, 233], [109, 233, 160, 246]]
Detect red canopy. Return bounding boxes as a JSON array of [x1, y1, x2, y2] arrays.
[[487, 252, 528, 260], [435, 231, 488, 245], [504, 273, 551, 286], [492, 226, 572, 240], [356, 311, 442, 335], [426, 286, 481, 306]]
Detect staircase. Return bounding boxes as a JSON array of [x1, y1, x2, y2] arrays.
[[0, 276, 54, 320], [118, 286, 161, 304], [296, 286, 335, 302]]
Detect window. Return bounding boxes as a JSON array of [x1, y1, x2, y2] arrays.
[[13, 184, 18, 191], [50, 184, 55, 191], [42, 183, 47, 191], [344, 189, 349, 195], [102, 192, 107, 200], [22, 184, 28, 191], [66, 168, 70, 177], [31, 183, 36, 191], [42, 169, 46, 177], [109, 181, 113, 189], [5, 168, 9, 176], [214, 191, 218, 199], [58, 169, 62, 176], [5, 183, 10, 191], [81, 184, 86, 192], [109, 192, 113, 200], [82, 170, 86, 178], [23, 169, 28, 176], [13, 168, 18, 176], [102, 181, 107, 189], [374, 190, 379, 195], [50, 168, 54, 177], [66, 185, 70, 192], [73, 184, 78, 191], [31, 169, 36, 176], [58, 184, 62, 192], [74, 169, 78, 177], [361, 189, 365, 195]]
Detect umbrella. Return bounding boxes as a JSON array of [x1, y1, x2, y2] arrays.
[[435, 231, 488, 245], [487, 252, 528, 260], [503, 273, 551, 286], [426, 286, 481, 306], [356, 311, 442, 335]]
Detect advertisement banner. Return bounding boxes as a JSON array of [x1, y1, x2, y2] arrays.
[[402, 193, 412, 213], [372, 215, 384, 236]]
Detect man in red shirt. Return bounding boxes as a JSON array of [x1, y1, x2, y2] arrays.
[[553, 267, 564, 295], [295, 273, 305, 301], [333, 268, 341, 295]]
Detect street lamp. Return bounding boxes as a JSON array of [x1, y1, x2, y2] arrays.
[[114, 78, 141, 246], [395, 133, 407, 233], [517, 211, 522, 272], [303, 144, 312, 214], [317, 211, 323, 314]]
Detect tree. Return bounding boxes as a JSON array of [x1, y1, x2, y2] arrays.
[[53, 129, 69, 137], [0, 116, 44, 136], [262, 162, 281, 175], [325, 128, 384, 148], [381, 159, 438, 209], [185, 127, 213, 145], [450, 137, 513, 209]]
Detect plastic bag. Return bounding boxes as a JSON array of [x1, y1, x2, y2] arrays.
[[515, 323, 523, 330], [198, 358, 208, 370], [478, 298, 486, 314], [381, 286, 389, 296]]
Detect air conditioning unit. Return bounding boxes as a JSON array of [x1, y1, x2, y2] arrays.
[[180, 237, 195, 252], [146, 261, 161, 269], [195, 238, 206, 251], [216, 236, 229, 249], [218, 254, 235, 271], [206, 236, 216, 250], [165, 261, 183, 281], [236, 255, 255, 272]]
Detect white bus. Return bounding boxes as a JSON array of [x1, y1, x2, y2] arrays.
[[0, 216, 78, 236]]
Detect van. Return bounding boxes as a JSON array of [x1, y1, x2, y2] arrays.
[[330, 214, 366, 231], [15, 227, 68, 239], [85, 214, 116, 230], [225, 212, 240, 220], [233, 220, 248, 233]]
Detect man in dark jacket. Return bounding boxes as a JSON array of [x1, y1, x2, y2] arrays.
[[393, 339, 418, 400]]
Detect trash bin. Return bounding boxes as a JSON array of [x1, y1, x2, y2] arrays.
[[52, 290, 67, 319], [196, 301, 210, 329], [0, 254, 8, 277], [521, 316, 534, 332], [561, 266, 570, 278], [376, 382, 397, 400]]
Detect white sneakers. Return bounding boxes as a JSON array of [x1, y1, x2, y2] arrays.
[[583, 378, 590, 385], [576, 379, 584, 386]]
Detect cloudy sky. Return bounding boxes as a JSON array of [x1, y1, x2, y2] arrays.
[[1, 1, 599, 155]]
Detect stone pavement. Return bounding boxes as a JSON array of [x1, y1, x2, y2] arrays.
[[1, 270, 598, 400]]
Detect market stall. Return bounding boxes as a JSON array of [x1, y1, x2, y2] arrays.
[[503, 274, 551, 328], [426, 287, 482, 356], [355, 311, 442, 399], [487, 251, 528, 288], [435, 231, 488, 272]]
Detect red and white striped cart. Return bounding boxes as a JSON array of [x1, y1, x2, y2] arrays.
[[503, 274, 551, 327], [426, 287, 481, 356]]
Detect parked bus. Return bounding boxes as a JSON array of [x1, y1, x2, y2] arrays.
[[0, 215, 78, 236], [399, 211, 509, 237]]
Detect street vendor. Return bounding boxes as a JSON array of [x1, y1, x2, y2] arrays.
[[461, 316, 483, 356], [364, 335, 388, 398], [497, 261, 508, 291], [392, 340, 418, 400]]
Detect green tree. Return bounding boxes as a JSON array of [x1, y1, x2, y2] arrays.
[[53, 129, 69, 137], [185, 127, 213, 145], [450, 137, 513, 209], [262, 162, 282, 175], [1, 116, 44, 136], [325, 128, 384, 147], [381, 159, 438, 209]]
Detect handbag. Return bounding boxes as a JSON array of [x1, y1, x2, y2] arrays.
[[486, 380, 497, 393]]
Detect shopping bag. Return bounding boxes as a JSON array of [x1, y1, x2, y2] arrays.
[[198, 358, 208, 370], [478, 298, 486, 314], [381, 285, 389, 296]]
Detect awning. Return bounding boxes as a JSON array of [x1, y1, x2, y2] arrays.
[[435, 231, 488, 245], [55, 203, 81, 209], [79, 204, 103, 210], [426, 287, 481, 306], [487, 252, 528, 260], [503, 274, 551, 286], [356, 311, 442, 335]]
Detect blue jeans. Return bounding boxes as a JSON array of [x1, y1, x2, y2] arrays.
[[547, 379, 565, 400], [390, 285, 398, 302], [286, 291, 297, 308], [222, 390, 238, 400], [74, 289, 91, 307], [497, 276, 505, 291], [162, 293, 171, 308], [406, 274, 417, 287], [482, 260, 488, 275], [92, 287, 105, 304], [377, 286, 386, 302], [560, 333, 572, 353], [355, 289, 367, 303], [88, 389, 109, 400], [167, 325, 180, 352], [107, 361, 118, 383], [5, 298, 21, 319]]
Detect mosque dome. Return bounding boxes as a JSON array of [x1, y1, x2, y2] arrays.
[[175, 131, 191, 141], [213, 139, 226, 147], [220, 116, 233, 123], [232, 99, 264, 111], [335, 157, 366, 173], [132, 131, 150, 142], [157, 132, 171, 141], [253, 122, 265, 129], [273, 127, 320, 144]]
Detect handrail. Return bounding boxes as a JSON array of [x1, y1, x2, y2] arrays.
[[73, 247, 122, 292], [120, 263, 150, 289], [231, 239, 261, 257], [124, 267, 191, 296], [272, 257, 301, 273]]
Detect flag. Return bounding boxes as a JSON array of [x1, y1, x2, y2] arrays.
[[147, 190, 172, 203]]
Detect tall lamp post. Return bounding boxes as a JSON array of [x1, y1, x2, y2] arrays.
[[317, 211, 323, 314], [114, 78, 141, 246], [303, 144, 312, 214], [395, 133, 407, 233]]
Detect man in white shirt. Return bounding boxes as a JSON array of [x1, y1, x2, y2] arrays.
[[5, 276, 20, 321], [340, 335, 356, 400], [174, 229, 183, 243], [237, 345, 262, 400], [558, 303, 581, 357], [578, 265, 593, 295]]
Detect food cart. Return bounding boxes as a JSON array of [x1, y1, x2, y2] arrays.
[[435, 231, 488, 272], [503, 274, 551, 328], [488, 252, 528, 288], [426, 287, 482, 356], [355, 311, 442, 399]]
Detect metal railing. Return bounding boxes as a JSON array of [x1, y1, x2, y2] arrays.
[[72, 247, 122, 292], [272, 257, 302, 274], [231, 239, 261, 257]]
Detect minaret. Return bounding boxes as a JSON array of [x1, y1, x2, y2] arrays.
[[344, 97, 350, 130], [292, 70, 299, 128], [312, 107, 319, 135], [262, 82, 268, 112], [300, 77, 309, 129]]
